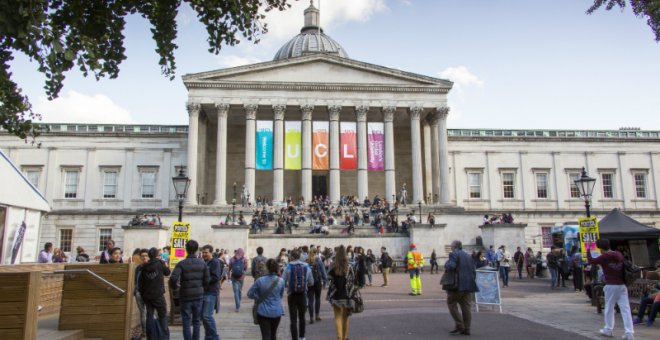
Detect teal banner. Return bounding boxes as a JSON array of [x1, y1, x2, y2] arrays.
[[256, 121, 273, 170]]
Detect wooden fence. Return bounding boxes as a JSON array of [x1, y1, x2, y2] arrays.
[[0, 272, 40, 340], [0, 264, 66, 316]]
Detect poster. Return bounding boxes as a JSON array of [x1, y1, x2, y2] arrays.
[[285, 121, 302, 170], [312, 121, 329, 170], [340, 122, 357, 170], [475, 270, 502, 312], [255, 120, 273, 170], [561, 225, 580, 254], [170, 221, 191, 269], [367, 122, 384, 171], [579, 217, 601, 260]]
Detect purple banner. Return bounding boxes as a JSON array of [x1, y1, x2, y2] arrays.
[[367, 123, 384, 171]]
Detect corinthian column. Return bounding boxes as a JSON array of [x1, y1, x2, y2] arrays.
[[356, 105, 369, 200], [409, 107, 424, 204], [213, 103, 229, 205], [301, 105, 314, 203], [272, 105, 285, 203], [244, 104, 258, 206], [186, 102, 200, 205], [328, 105, 341, 204], [437, 106, 451, 204], [383, 106, 396, 203], [427, 112, 441, 204]]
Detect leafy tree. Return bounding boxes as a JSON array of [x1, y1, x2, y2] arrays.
[[587, 0, 660, 42], [0, 0, 294, 140]]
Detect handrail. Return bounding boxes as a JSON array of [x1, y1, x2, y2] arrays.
[[49, 269, 126, 296]]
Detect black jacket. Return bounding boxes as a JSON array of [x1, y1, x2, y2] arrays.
[[204, 257, 223, 296], [169, 255, 209, 301], [138, 258, 171, 301]]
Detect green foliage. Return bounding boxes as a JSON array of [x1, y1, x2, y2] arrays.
[[0, 0, 293, 141], [587, 0, 660, 42]]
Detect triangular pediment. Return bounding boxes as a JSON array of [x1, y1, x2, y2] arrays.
[[183, 54, 452, 88]]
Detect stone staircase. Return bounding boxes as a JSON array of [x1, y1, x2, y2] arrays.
[[37, 315, 102, 340]]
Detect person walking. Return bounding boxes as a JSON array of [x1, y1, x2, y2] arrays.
[[139, 247, 171, 340], [201, 245, 222, 340], [513, 247, 524, 279], [406, 243, 424, 295], [558, 248, 569, 288], [587, 239, 634, 340], [133, 249, 149, 339], [229, 248, 248, 312], [252, 246, 269, 280], [283, 249, 313, 340], [306, 247, 327, 324], [380, 247, 392, 287], [525, 247, 537, 279], [547, 246, 559, 289], [169, 240, 210, 340], [430, 250, 439, 274], [569, 245, 584, 292], [443, 240, 478, 336], [328, 245, 357, 340], [497, 245, 511, 288], [365, 249, 376, 286], [248, 259, 286, 340], [355, 247, 367, 288]]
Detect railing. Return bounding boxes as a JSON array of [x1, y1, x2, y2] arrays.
[[448, 128, 660, 139], [49, 269, 126, 296]]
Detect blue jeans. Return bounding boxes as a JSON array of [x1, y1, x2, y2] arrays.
[[202, 295, 219, 340], [549, 267, 558, 288], [232, 279, 243, 310], [181, 298, 203, 340], [499, 266, 509, 286]]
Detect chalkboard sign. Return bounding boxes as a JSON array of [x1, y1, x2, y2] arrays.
[[475, 269, 502, 312]]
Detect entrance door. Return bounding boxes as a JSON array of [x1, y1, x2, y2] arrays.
[[312, 175, 327, 198]]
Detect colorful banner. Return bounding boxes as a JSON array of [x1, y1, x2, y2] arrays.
[[10, 221, 27, 264], [340, 122, 357, 170], [285, 121, 302, 170], [170, 221, 191, 269], [578, 217, 601, 261], [256, 121, 273, 170], [367, 122, 384, 171], [312, 121, 329, 170]]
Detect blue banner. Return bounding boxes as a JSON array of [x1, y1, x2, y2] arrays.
[[256, 121, 273, 170]]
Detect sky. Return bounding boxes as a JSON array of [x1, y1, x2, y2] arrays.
[[9, 0, 660, 130]]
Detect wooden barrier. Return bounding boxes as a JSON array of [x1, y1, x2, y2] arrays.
[[59, 263, 135, 340], [0, 264, 66, 316], [0, 272, 40, 340]]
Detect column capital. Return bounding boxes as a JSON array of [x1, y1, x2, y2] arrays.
[[356, 105, 369, 122], [425, 111, 440, 126], [408, 106, 423, 120], [186, 102, 201, 117], [215, 103, 230, 118], [382, 106, 396, 122], [273, 104, 286, 120], [244, 104, 258, 120], [301, 104, 314, 121], [436, 106, 450, 119], [328, 105, 341, 121]]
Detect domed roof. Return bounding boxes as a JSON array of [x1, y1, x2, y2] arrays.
[[273, 1, 349, 61]]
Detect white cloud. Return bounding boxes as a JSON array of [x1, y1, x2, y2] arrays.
[[439, 66, 485, 88], [35, 90, 135, 124], [216, 54, 262, 68]]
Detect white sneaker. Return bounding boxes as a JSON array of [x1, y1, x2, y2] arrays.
[[598, 328, 613, 337], [621, 333, 634, 340]]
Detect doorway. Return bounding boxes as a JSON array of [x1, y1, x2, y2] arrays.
[[312, 175, 328, 198]]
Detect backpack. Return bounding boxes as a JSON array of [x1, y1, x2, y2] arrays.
[[527, 255, 537, 266], [253, 256, 268, 279], [231, 257, 245, 280], [311, 262, 322, 286], [623, 259, 641, 286], [288, 264, 307, 294], [384, 255, 393, 268]]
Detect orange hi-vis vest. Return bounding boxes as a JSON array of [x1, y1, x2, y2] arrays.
[[407, 250, 424, 270]]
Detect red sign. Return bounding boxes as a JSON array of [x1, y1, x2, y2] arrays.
[[340, 122, 357, 170]]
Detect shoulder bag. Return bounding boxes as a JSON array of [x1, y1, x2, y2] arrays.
[[441, 252, 460, 291], [253, 277, 280, 325]]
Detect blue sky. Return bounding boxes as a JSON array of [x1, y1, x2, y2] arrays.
[[9, 0, 660, 129]]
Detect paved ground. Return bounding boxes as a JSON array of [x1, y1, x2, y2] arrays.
[[167, 270, 658, 340]]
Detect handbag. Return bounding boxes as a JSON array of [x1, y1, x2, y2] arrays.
[[440, 252, 460, 291], [253, 277, 280, 325], [351, 288, 364, 314]]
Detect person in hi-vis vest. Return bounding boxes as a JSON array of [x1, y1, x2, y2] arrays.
[[407, 243, 425, 295]]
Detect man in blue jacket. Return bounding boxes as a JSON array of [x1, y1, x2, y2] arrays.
[[283, 249, 314, 340], [201, 244, 222, 340], [170, 240, 210, 340], [444, 240, 478, 336]]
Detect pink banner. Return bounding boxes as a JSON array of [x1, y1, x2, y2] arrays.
[[367, 123, 384, 171]]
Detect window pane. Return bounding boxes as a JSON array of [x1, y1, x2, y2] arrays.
[[98, 228, 112, 252], [141, 171, 156, 198], [601, 173, 613, 198], [468, 173, 481, 198], [502, 173, 515, 198], [27, 170, 40, 187], [634, 173, 646, 198], [569, 172, 581, 198], [541, 227, 552, 248], [536, 173, 548, 198], [60, 229, 72, 253], [103, 171, 117, 198], [65, 171, 79, 198]]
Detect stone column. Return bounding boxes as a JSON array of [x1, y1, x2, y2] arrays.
[[213, 103, 229, 205], [427, 113, 441, 204], [383, 106, 397, 203], [423, 122, 432, 203], [409, 106, 424, 204], [244, 104, 258, 205], [356, 105, 369, 200], [329, 105, 341, 204], [301, 105, 314, 203], [272, 105, 285, 203], [437, 106, 451, 204], [186, 102, 200, 205]]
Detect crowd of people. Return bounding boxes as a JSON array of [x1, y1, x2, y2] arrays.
[[482, 213, 514, 225], [129, 214, 163, 227]]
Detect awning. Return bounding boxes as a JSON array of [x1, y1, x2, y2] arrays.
[[0, 149, 50, 212], [598, 208, 660, 240]]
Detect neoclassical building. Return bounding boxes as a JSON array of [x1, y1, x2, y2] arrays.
[[1, 3, 659, 262]]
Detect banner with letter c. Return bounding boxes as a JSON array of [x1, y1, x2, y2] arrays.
[[340, 122, 357, 170], [367, 122, 384, 171], [255, 120, 273, 170], [312, 121, 329, 170], [285, 121, 302, 170]]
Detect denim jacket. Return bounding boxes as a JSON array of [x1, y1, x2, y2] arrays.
[[247, 274, 285, 318]]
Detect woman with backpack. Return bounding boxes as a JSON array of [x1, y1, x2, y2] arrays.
[[328, 245, 358, 340], [248, 259, 285, 340], [229, 248, 249, 312], [307, 248, 328, 324]]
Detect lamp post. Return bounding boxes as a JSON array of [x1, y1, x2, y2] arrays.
[[574, 167, 597, 217], [418, 201, 422, 224], [233, 182, 237, 224], [172, 168, 191, 222]]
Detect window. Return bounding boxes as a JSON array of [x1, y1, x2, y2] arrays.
[[536, 173, 548, 198], [468, 173, 482, 198], [25, 169, 40, 188], [103, 170, 118, 198], [634, 173, 647, 198], [98, 228, 112, 252], [568, 172, 581, 198], [541, 226, 552, 248], [502, 172, 515, 198], [601, 173, 614, 198], [59, 229, 73, 252], [140, 169, 157, 198], [64, 170, 80, 198]]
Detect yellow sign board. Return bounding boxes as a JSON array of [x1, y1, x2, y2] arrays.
[[578, 217, 600, 261], [170, 221, 191, 269]]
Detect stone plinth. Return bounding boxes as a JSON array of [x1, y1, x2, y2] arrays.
[[409, 223, 447, 258], [211, 225, 250, 254], [121, 225, 171, 253], [479, 223, 527, 251]]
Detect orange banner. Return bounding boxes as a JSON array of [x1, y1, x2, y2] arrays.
[[312, 122, 329, 170]]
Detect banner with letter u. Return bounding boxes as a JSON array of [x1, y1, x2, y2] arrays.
[[285, 121, 302, 169], [340, 122, 357, 170], [312, 121, 329, 170], [256, 121, 273, 170], [367, 122, 384, 171]]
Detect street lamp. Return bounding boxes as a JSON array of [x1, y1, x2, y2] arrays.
[[233, 182, 237, 224], [574, 167, 597, 217], [418, 201, 422, 224], [172, 168, 191, 222]]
